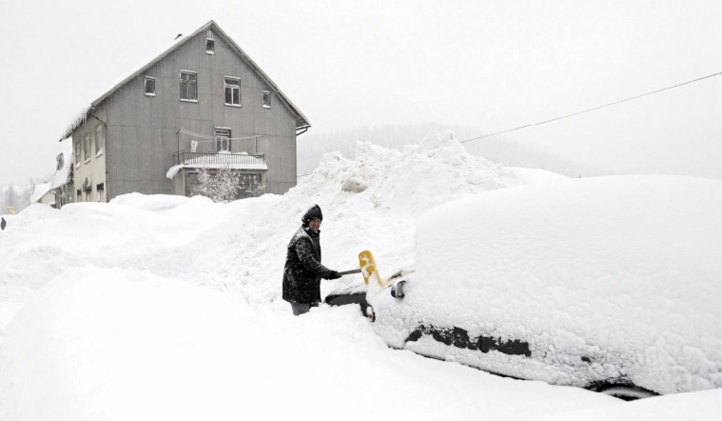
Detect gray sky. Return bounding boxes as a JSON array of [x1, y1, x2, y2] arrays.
[[1, 0, 721, 184]]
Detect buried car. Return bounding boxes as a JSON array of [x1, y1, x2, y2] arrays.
[[347, 175, 722, 399]]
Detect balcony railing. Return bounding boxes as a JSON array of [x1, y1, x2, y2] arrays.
[[173, 151, 266, 169]]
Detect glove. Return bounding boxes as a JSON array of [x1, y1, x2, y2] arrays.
[[327, 270, 342, 280]]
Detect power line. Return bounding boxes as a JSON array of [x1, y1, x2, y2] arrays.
[[461, 69, 722, 144], [295, 69, 722, 179]]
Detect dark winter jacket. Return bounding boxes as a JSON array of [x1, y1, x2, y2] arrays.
[[282, 225, 335, 304]]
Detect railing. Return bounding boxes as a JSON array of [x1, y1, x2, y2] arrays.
[[177, 129, 262, 156], [173, 151, 266, 167]]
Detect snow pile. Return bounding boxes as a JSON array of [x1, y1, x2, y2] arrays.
[[527, 387, 722, 421], [0, 134, 558, 348], [0, 267, 616, 421], [370, 174, 722, 395], [2, 134, 720, 419]]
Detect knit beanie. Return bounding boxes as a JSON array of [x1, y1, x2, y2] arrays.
[[302, 205, 323, 226]]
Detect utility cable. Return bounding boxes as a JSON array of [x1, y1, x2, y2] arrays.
[[461, 69, 722, 144], [297, 70, 722, 178]]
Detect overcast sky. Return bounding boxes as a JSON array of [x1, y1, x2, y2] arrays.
[[1, 0, 721, 184]]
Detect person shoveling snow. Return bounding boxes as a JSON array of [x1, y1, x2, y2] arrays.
[[282, 205, 345, 315]]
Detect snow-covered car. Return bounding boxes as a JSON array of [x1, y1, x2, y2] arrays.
[[359, 175, 722, 399]]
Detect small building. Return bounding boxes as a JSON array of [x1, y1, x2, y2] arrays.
[[58, 20, 310, 203]]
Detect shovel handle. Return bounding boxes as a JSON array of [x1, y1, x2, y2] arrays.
[[337, 268, 362, 276]]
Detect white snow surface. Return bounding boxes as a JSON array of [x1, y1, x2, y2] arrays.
[[0, 133, 720, 420], [370, 175, 722, 396]]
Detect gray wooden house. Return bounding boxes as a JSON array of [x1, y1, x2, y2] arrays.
[[58, 20, 310, 203]]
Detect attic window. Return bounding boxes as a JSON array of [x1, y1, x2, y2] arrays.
[[56, 153, 64, 171], [262, 91, 271, 109], [144, 76, 156, 96], [206, 39, 215, 54]]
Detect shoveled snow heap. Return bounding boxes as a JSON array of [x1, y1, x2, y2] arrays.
[[2, 133, 622, 421], [369, 174, 722, 395], [2, 132, 722, 419], [0, 132, 558, 337]]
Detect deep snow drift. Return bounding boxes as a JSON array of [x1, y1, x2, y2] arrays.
[[0, 133, 720, 420]]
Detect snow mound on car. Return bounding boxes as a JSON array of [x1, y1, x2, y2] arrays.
[[392, 175, 722, 394]]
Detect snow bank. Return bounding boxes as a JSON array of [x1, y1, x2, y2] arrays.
[[0, 134, 559, 335], [528, 388, 722, 421], [0, 267, 616, 421], [371, 175, 722, 394], [9, 134, 716, 419]]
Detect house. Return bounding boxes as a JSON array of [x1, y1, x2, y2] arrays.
[[58, 20, 310, 203], [30, 143, 74, 208]]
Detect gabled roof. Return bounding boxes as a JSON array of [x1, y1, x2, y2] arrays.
[[59, 20, 310, 141]]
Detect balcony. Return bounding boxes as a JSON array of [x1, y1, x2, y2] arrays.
[[172, 151, 267, 170]]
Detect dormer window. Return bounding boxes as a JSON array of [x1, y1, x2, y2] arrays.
[[56, 153, 64, 171], [144, 76, 156, 96]]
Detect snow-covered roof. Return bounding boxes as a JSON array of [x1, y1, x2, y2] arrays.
[[29, 183, 51, 203], [58, 20, 310, 141], [166, 152, 267, 179], [48, 142, 73, 189], [29, 142, 73, 203]]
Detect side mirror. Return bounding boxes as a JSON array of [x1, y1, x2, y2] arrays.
[[391, 280, 407, 299]]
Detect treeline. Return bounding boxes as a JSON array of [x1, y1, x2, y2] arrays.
[[298, 123, 612, 178]]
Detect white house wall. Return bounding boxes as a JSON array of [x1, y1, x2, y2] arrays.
[[71, 121, 108, 203]]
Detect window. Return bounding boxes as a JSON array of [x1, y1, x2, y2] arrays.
[[56, 153, 64, 171], [180, 71, 198, 101], [74, 139, 81, 164], [144, 76, 156, 96], [215, 128, 231, 152], [84, 134, 91, 161], [96, 183, 105, 202], [224, 78, 240, 106], [95, 125, 104, 156], [262, 90, 271, 109], [206, 30, 215, 54]]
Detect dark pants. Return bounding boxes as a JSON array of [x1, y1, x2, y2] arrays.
[[290, 301, 320, 316], [291, 303, 311, 316]]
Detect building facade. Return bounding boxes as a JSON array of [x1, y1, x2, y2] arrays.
[[59, 20, 310, 204]]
